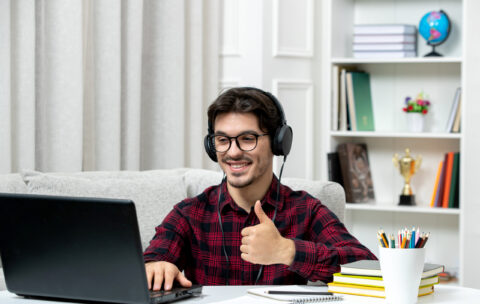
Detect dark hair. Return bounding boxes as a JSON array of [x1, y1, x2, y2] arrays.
[[207, 88, 282, 140]]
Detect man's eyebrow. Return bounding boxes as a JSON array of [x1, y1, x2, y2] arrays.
[[213, 130, 261, 136]]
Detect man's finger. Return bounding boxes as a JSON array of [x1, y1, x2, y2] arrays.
[[241, 227, 251, 237], [241, 252, 251, 263], [254, 200, 269, 223], [176, 272, 193, 287], [153, 268, 164, 291], [164, 268, 176, 291], [146, 266, 153, 290], [240, 244, 248, 253]]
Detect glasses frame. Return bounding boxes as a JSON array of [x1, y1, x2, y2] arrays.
[[212, 132, 269, 153]]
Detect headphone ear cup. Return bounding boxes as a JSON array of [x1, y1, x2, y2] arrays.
[[273, 125, 293, 156], [204, 135, 218, 162]]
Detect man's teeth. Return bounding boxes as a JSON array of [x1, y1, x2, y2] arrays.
[[231, 163, 247, 168]]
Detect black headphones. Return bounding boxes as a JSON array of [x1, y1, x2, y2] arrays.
[[204, 87, 293, 162]]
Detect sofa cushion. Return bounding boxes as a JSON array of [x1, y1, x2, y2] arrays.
[[283, 178, 345, 221], [22, 172, 187, 250], [183, 168, 223, 197], [0, 174, 27, 193]]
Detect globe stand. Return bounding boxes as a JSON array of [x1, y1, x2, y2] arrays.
[[424, 45, 442, 57]]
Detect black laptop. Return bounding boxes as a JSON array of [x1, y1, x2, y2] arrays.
[[0, 193, 202, 304]]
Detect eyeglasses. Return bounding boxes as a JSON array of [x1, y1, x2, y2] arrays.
[[212, 133, 269, 153]]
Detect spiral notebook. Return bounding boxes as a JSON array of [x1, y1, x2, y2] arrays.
[[247, 285, 343, 303]]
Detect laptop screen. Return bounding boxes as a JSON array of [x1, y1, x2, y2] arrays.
[[0, 193, 154, 304]]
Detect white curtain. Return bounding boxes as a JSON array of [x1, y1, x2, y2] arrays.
[[0, 0, 220, 173]]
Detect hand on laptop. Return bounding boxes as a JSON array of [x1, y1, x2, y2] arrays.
[[145, 261, 192, 291]]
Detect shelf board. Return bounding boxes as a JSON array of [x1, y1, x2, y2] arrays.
[[331, 57, 462, 64], [346, 203, 460, 215], [329, 131, 461, 139]]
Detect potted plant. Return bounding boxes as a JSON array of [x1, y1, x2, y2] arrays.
[[403, 92, 431, 132]]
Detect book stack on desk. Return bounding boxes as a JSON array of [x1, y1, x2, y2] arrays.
[[353, 24, 417, 58], [327, 260, 443, 298]]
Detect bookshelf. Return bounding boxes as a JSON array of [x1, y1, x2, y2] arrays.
[[320, 0, 474, 286]]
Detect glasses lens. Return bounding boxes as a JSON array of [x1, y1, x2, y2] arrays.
[[237, 134, 257, 151], [214, 136, 230, 152]]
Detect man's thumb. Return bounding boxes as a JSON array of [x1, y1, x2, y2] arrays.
[[254, 200, 269, 223]]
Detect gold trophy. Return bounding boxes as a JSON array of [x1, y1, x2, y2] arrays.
[[392, 148, 422, 205]]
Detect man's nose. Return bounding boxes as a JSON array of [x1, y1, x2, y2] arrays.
[[227, 138, 243, 156]]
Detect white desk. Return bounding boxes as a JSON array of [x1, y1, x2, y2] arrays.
[[1, 285, 479, 303]]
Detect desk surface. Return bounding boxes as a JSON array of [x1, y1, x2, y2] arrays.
[[1, 285, 479, 304]]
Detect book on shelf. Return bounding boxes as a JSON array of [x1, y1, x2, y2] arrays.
[[353, 51, 416, 58], [327, 282, 434, 298], [452, 94, 462, 133], [445, 87, 461, 132], [331, 65, 340, 131], [431, 152, 460, 209], [339, 68, 348, 131], [442, 152, 455, 208], [353, 24, 417, 35], [332, 273, 439, 288], [353, 34, 416, 44], [347, 71, 375, 131], [345, 73, 357, 131], [340, 260, 444, 279], [327, 152, 344, 187], [448, 153, 460, 208], [336, 143, 375, 203], [430, 161, 443, 207], [353, 43, 416, 51]]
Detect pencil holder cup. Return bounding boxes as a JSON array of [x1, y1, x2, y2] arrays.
[[379, 247, 426, 304]]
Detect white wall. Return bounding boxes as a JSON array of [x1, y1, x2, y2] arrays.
[[219, 0, 323, 180]]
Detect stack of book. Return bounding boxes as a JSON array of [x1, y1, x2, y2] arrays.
[[430, 152, 460, 208], [353, 24, 417, 58], [328, 260, 443, 298], [331, 67, 374, 131]]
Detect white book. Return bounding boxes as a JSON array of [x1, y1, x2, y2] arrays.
[[339, 68, 347, 131], [247, 285, 343, 303], [353, 43, 416, 51], [331, 65, 340, 131], [354, 34, 416, 44], [353, 51, 416, 58], [354, 24, 416, 35], [445, 87, 462, 132], [345, 72, 357, 131]]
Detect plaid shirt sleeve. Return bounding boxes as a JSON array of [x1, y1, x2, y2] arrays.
[[143, 201, 190, 267], [288, 199, 376, 282]]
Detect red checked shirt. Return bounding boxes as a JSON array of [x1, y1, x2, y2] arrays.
[[143, 176, 376, 285]]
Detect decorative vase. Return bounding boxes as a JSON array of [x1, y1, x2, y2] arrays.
[[407, 113, 424, 132]]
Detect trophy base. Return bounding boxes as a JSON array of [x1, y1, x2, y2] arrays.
[[399, 194, 416, 206]]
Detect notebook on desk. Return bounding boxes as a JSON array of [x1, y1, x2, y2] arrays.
[[0, 193, 202, 304], [248, 285, 343, 303]]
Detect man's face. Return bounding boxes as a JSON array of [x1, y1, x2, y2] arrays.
[[214, 112, 273, 189]]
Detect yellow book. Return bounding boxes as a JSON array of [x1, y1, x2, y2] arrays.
[[333, 273, 439, 288], [327, 282, 434, 298], [430, 161, 443, 207]]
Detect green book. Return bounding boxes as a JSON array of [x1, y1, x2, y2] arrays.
[[351, 72, 375, 131], [448, 152, 460, 208]]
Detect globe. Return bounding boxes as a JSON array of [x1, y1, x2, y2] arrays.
[[418, 10, 451, 57]]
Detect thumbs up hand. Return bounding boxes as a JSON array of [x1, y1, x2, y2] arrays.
[[240, 201, 295, 266]]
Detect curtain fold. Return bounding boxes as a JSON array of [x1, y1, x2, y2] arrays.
[[0, 0, 220, 173]]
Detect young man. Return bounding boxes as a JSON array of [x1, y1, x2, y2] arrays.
[[143, 87, 375, 291]]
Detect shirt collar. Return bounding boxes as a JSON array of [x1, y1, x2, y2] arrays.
[[218, 175, 284, 214]]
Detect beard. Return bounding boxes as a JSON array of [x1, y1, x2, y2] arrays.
[[221, 156, 256, 188]]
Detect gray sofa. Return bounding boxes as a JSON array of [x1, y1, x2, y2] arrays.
[[0, 168, 345, 291]]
